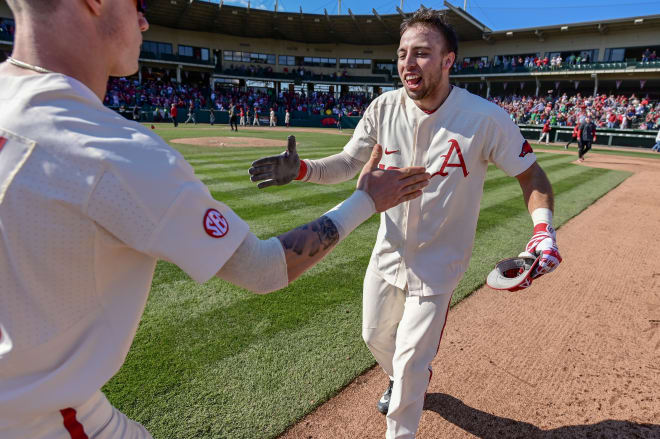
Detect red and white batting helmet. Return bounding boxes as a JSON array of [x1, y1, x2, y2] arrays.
[[486, 254, 540, 292]]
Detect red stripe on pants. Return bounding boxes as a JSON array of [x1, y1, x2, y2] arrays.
[[60, 408, 89, 439], [425, 299, 453, 400]]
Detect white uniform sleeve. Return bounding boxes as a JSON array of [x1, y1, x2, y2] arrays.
[[342, 103, 378, 162], [216, 233, 288, 294], [87, 155, 249, 284], [302, 151, 365, 185], [482, 106, 537, 177]]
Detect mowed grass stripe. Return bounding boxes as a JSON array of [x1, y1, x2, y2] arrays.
[[479, 163, 585, 210], [454, 167, 630, 305]]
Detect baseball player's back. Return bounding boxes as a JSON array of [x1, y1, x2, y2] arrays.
[[0, 72, 248, 437], [0, 1, 433, 437]]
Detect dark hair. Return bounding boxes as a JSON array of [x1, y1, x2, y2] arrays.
[[400, 6, 459, 60]]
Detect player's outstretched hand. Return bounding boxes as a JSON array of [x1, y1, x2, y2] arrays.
[[357, 144, 430, 212], [249, 135, 300, 189], [522, 223, 562, 279]]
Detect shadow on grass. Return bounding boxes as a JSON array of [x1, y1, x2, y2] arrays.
[[424, 393, 659, 439]]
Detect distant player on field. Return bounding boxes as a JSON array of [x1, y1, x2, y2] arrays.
[[250, 7, 562, 439], [0, 1, 431, 438], [269, 107, 276, 127]]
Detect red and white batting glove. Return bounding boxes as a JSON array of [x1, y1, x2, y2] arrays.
[[522, 209, 562, 279]]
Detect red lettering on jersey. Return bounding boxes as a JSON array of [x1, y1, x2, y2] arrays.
[[434, 139, 469, 178], [0, 137, 7, 152], [378, 164, 401, 171], [519, 140, 534, 157], [203, 209, 229, 238]]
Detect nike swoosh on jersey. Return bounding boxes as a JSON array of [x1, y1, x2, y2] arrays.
[[384, 148, 399, 155]]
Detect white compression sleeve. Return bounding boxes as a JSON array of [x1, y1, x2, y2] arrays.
[[216, 232, 288, 294], [323, 190, 376, 241], [301, 151, 365, 185]]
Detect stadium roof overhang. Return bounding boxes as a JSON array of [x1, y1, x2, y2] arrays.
[[488, 14, 660, 42], [145, 0, 491, 46]]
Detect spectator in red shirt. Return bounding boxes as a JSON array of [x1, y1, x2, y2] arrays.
[[538, 120, 551, 144], [170, 102, 178, 127], [565, 124, 580, 149]]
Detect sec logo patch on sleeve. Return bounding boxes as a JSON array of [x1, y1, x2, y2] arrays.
[[203, 208, 229, 238], [519, 140, 534, 158]]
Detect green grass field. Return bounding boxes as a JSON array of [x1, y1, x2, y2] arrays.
[[103, 124, 632, 438]]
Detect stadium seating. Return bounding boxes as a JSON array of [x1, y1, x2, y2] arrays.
[[491, 93, 659, 131], [104, 77, 373, 118]]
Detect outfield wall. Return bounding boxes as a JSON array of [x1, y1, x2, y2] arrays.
[[121, 107, 654, 148]]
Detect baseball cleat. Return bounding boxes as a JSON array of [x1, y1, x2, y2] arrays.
[[377, 380, 394, 415]]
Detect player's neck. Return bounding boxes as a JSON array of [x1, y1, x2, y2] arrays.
[[10, 21, 110, 101], [412, 82, 452, 114]]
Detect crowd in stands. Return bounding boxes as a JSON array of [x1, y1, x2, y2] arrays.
[[641, 48, 658, 63], [104, 76, 373, 121], [453, 53, 592, 73], [220, 63, 367, 83], [105, 77, 660, 131], [491, 93, 660, 130], [0, 18, 15, 39], [453, 49, 658, 74]]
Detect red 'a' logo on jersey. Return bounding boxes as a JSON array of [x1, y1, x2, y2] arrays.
[[519, 140, 534, 157], [0, 137, 7, 152], [432, 139, 469, 178], [204, 209, 229, 238]]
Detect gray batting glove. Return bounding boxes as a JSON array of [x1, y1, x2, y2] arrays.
[[248, 135, 301, 189]]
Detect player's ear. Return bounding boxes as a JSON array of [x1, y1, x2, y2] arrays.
[[83, 0, 103, 16], [444, 52, 455, 69]]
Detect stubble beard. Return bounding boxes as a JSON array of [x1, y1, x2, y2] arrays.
[[403, 68, 444, 103]]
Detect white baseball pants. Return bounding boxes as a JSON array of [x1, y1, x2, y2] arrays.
[[1, 391, 153, 439], [362, 269, 452, 439]]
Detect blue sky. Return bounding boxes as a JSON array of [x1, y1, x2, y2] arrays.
[[217, 0, 660, 30]]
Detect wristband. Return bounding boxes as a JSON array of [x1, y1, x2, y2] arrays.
[[323, 190, 376, 240], [295, 160, 308, 181], [531, 207, 553, 227]]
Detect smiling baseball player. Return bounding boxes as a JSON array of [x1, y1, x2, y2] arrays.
[[249, 7, 561, 439], [0, 1, 431, 438]]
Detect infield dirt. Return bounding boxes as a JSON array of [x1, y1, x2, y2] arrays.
[[170, 137, 288, 148], [280, 151, 660, 439]]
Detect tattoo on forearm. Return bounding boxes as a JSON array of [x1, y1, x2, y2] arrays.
[[281, 216, 340, 257]]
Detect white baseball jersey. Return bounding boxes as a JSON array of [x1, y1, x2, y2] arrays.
[[0, 323, 12, 357], [344, 87, 536, 296], [0, 72, 249, 435]]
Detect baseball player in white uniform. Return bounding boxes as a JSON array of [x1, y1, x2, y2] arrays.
[[250, 8, 562, 439], [269, 108, 277, 127], [0, 1, 431, 438]]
